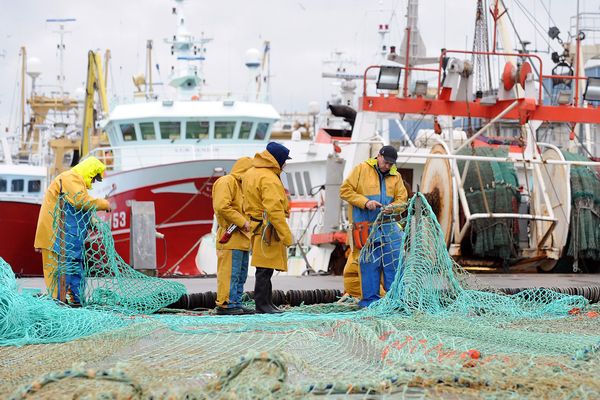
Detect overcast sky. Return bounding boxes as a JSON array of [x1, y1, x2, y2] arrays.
[[0, 0, 596, 131]]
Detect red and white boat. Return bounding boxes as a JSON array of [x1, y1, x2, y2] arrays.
[[90, 101, 280, 276], [0, 22, 80, 277], [0, 161, 46, 276], [88, 0, 337, 276]]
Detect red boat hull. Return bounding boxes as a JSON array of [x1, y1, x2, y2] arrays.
[[0, 201, 43, 276], [99, 159, 236, 277]]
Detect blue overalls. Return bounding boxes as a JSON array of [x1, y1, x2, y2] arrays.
[[53, 202, 91, 303], [356, 166, 403, 307]]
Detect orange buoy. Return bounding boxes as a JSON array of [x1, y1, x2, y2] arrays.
[[502, 62, 517, 91]]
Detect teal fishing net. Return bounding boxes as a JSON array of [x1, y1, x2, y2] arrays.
[[47, 192, 186, 313], [563, 151, 600, 268], [457, 147, 521, 260], [1, 192, 599, 399]]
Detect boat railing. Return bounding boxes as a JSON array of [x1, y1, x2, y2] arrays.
[[89, 142, 266, 171], [0, 192, 43, 203], [109, 91, 272, 107]]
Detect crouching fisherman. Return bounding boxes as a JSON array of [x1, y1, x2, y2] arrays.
[[34, 156, 111, 305]]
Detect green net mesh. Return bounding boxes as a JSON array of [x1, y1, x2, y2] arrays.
[[457, 147, 521, 260], [562, 151, 600, 267], [47, 192, 186, 313], [1, 192, 600, 399]]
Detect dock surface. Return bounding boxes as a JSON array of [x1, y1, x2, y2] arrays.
[[16, 273, 600, 293]]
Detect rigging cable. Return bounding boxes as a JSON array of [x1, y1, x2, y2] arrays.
[[501, 0, 554, 99], [538, 0, 558, 29], [510, 0, 557, 51], [7, 50, 22, 136]]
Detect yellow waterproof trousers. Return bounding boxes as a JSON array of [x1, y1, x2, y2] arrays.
[[41, 249, 58, 299], [343, 248, 362, 298], [216, 249, 249, 308]]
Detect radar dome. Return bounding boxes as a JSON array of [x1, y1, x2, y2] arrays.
[[308, 101, 320, 115], [27, 57, 42, 76], [244, 48, 261, 69], [74, 87, 85, 100]]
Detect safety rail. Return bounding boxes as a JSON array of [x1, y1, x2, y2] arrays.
[[89, 142, 267, 172], [362, 50, 590, 108]]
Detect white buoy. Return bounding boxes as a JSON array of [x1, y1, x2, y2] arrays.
[[308, 101, 320, 116], [244, 48, 261, 69]]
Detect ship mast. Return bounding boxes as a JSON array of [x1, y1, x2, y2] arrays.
[[472, 0, 494, 97], [47, 19, 76, 97], [20, 19, 79, 163], [164, 0, 212, 100]]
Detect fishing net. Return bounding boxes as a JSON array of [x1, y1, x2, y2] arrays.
[[47, 192, 186, 313], [563, 151, 600, 269], [2, 193, 600, 399], [457, 147, 521, 260]]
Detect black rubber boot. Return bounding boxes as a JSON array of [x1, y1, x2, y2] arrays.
[[215, 307, 244, 315], [254, 268, 272, 313], [266, 273, 284, 313]]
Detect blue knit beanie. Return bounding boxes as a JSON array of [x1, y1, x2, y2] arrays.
[[266, 142, 292, 167]]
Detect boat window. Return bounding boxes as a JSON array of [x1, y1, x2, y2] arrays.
[[214, 121, 236, 139], [303, 171, 313, 196], [11, 179, 24, 192], [255, 122, 269, 140], [285, 173, 296, 196], [239, 121, 253, 139], [62, 151, 74, 168], [294, 172, 305, 196], [28, 180, 41, 193], [120, 123, 136, 141], [0, 179, 6, 192], [186, 121, 209, 140], [159, 121, 181, 140], [140, 122, 156, 140]]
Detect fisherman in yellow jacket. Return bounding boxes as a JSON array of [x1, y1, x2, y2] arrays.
[[212, 157, 254, 315], [340, 145, 408, 307], [243, 142, 293, 314], [34, 156, 111, 304]]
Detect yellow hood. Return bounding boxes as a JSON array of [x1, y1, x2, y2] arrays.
[[252, 150, 281, 174], [71, 156, 106, 189], [230, 157, 253, 181]]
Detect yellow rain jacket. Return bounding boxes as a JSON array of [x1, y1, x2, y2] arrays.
[[34, 156, 111, 250], [213, 157, 253, 251], [242, 150, 293, 271], [340, 158, 407, 226]]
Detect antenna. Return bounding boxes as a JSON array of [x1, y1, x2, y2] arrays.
[[322, 50, 360, 107], [46, 18, 76, 97], [256, 41, 272, 103]]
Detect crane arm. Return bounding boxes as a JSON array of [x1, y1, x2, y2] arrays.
[[81, 50, 109, 157]]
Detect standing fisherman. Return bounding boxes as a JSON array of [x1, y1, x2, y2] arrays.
[[213, 157, 254, 315], [243, 142, 293, 314], [340, 146, 407, 307]]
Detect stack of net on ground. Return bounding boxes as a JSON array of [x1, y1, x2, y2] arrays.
[[1, 192, 599, 399]]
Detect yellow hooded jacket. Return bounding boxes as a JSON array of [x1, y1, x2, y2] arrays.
[[212, 157, 253, 251], [242, 150, 293, 271], [34, 156, 111, 250], [340, 158, 408, 227]]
